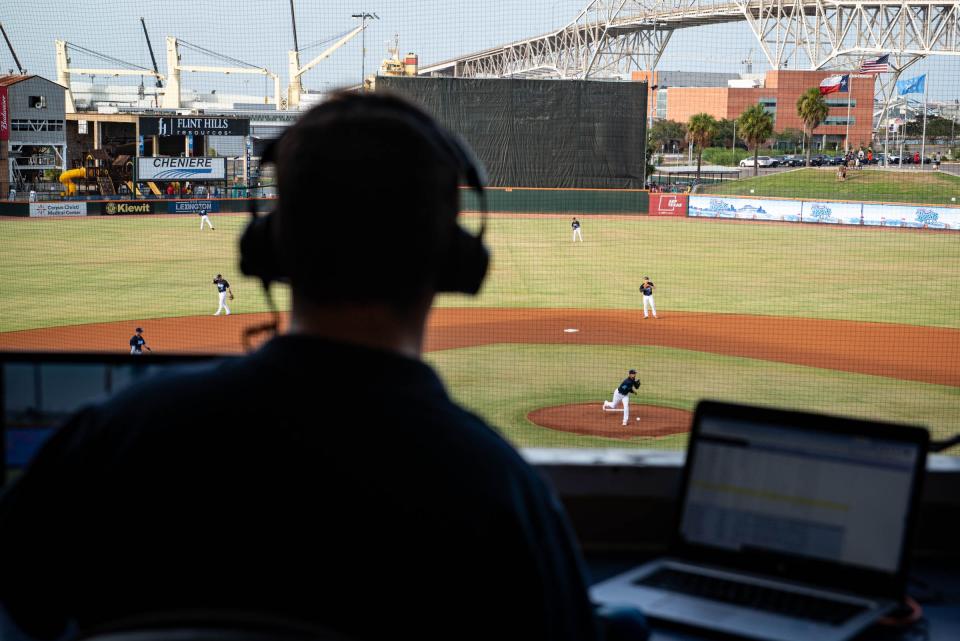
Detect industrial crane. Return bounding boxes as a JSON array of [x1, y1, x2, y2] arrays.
[[287, 24, 367, 109]]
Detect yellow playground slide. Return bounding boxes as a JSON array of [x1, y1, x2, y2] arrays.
[[58, 168, 87, 196]]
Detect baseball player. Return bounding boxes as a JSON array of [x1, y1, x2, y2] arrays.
[[640, 276, 657, 319], [571, 217, 583, 242], [213, 274, 233, 316], [602, 369, 641, 425], [129, 327, 151, 355], [199, 209, 215, 231]]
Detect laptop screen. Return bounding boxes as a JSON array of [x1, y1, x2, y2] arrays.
[[680, 406, 926, 578], [1, 354, 223, 487]]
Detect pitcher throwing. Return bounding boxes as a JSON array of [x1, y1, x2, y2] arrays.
[[602, 368, 641, 425]]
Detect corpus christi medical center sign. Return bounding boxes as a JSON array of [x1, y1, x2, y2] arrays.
[[137, 156, 226, 181]]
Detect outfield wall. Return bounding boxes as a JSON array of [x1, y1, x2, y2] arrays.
[[1, 189, 651, 218], [688, 195, 960, 229], [461, 187, 649, 214]]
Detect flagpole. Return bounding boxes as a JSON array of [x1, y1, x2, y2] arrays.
[[845, 74, 853, 153], [920, 75, 928, 169]]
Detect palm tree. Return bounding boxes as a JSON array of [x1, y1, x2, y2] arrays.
[[796, 88, 829, 167], [737, 104, 775, 176], [685, 113, 718, 181]]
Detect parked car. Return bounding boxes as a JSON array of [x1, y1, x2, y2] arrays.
[[808, 154, 829, 167], [740, 156, 777, 168], [830, 155, 847, 165], [781, 155, 804, 167]]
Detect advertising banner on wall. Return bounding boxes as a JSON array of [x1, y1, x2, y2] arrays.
[[861, 203, 960, 229], [137, 157, 226, 181], [102, 201, 161, 215], [801, 201, 863, 225], [0, 86, 8, 141], [169, 200, 220, 214], [29, 202, 87, 217], [649, 193, 688, 216], [688, 196, 802, 221], [139, 117, 250, 137]]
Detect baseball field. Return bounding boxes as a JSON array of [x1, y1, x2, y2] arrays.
[[1, 211, 959, 451]]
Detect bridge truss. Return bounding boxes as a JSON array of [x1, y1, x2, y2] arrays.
[[419, 0, 960, 127]]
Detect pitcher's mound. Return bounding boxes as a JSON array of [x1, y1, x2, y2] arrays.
[[528, 403, 692, 439]]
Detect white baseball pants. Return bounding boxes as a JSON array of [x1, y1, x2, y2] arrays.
[[572, 228, 583, 242], [200, 215, 214, 230], [215, 291, 231, 315], [643, 295, 657, 318], [603, 391, 630, 424]]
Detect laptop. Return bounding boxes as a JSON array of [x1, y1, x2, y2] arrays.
[[591, 400, 929, 641], [1, 352, 224, 487]]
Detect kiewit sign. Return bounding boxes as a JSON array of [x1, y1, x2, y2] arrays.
[[137, 157, 227, 181], [139, 117, 250, 137]]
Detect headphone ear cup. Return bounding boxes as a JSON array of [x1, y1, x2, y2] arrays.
[[239, 213, 286, 284], [435, 226, 489, 295]]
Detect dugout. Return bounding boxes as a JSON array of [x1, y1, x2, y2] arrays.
[[376, 76, 648, 190]]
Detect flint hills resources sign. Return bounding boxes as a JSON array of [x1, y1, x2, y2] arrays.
[[139, 117, 250, 137], [137, 157, 227, 181]]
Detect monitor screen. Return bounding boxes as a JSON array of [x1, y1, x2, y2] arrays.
[[1, 355, 223, 487], [680, 415, 922, 574]]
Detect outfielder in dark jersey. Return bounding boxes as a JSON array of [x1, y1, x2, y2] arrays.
[[571, 217, 583, 242], [602, 369, 641, 425]]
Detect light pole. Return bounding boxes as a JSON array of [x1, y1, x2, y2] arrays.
[[351, 12, 379, 91]]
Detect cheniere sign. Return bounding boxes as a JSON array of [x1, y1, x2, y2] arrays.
[[137, 157, 227, 181], [139, 117, 250, 137]]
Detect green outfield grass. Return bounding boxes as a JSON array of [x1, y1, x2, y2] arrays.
[[698, 168, 960, 205], [2, 215, 960, 331], [427, 344, 960, 448]]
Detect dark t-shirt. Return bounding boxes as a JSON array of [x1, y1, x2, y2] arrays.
[[572, 220, 580, 229], [0, 336, 599, 641], [129, 334, 145, 352], [617, 377, 641, 396], [640, 281, 654, 296], [215, 279, 230, 293]]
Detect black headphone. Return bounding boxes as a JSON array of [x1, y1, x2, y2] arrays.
[[239, 95, 490, 297]]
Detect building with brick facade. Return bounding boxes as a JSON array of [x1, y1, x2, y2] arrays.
[[633, 69, 876, 151]]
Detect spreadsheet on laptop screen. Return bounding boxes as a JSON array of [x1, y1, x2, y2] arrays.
[[681, 417, 920, 573]]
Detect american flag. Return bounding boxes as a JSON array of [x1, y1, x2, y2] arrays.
[[859, 54, 891, 74]]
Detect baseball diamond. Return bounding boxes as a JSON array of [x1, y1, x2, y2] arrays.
[[1, 213, 958, 450]]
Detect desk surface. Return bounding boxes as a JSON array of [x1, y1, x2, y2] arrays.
[[587, 555, 960, 641]]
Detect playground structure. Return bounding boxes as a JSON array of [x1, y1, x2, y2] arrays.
[[57, 151, 134, 197]]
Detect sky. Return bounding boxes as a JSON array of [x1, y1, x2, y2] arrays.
[[1, 0, 957, 102]]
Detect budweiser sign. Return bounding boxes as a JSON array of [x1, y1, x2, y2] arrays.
[[0, 86, 9, 141]]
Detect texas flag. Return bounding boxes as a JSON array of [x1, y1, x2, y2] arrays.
[[819, 74, 849, 95]]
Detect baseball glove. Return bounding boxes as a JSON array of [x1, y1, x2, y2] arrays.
[[229, 293, 235, 300]]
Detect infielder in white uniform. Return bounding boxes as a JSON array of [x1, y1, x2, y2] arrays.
[[199, 210, 215, 230], [571, 217, 583, 242], [213, 274, 233, 315], [602, 369, 641, 425], [640, 276, 657, 319]]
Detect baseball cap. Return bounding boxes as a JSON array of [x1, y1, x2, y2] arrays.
[[628, 369, 637, 374], [135, 327, 143, 332]]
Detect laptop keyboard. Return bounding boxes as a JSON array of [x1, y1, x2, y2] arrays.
[[635, 568, 869, 625]]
